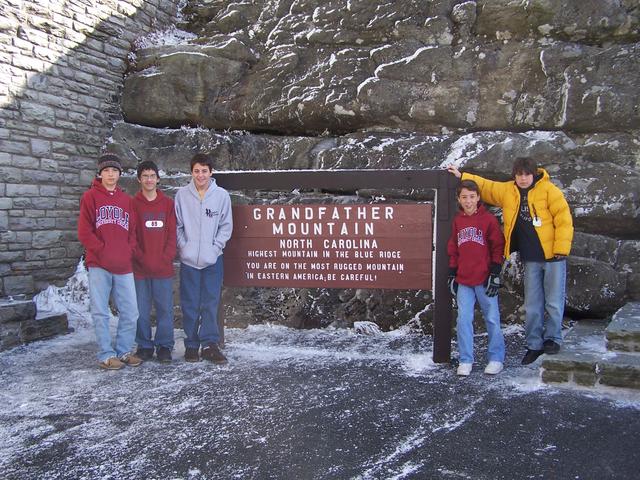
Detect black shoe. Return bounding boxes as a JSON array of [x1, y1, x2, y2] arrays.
[[543, 340, 561, 354], [201, 344, 228, 364], [135, 348, 154, 361], [156, 346, 172, 364], [184, 347, 200, 363], [521, 349, 544, 365]]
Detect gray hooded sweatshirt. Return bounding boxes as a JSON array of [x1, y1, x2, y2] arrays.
[[175, 178, 233, 269]]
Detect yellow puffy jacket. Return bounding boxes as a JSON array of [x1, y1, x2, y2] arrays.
[[461, 169, 573, 259]]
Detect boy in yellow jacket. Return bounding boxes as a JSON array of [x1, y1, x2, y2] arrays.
[[448, 159, 573, 365]]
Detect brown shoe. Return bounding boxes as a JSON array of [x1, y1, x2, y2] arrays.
[[120, 353, 143, 367], [135, 347, 154, 361], [201, 344, 228, 364], [99, 357, 124, 370], [184, 347, 200, 362], [156, 346, 172, 364]]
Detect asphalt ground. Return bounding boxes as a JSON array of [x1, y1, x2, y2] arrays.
[[1, 323, 638, 480]]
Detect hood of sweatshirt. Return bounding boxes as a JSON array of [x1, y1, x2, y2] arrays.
[[457, 201, 489, 215], [186, 178, 220, 200], [134, 189, 167, 205], [455, 204, 499, 230], [91, 177, 123, 197]]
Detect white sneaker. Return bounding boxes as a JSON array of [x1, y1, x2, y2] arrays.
[[484, 361, 504, 375], [457, 363, 472, 376]]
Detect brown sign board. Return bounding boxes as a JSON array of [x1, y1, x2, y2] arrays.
[[224, 204, 433, 290]]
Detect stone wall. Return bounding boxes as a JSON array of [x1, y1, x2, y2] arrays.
[[0, 297, 68, 350], [0, 0, 181, 297]]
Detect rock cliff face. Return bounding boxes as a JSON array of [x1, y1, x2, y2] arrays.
[[114, 0, 640, 328]]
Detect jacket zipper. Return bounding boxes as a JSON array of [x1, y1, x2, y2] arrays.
[[196, 198, 203, 266]]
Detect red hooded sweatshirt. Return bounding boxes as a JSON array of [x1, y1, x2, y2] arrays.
[[447, 204, 505, 287], [132, 189, 177, 279], [78, 178, 136, 274]]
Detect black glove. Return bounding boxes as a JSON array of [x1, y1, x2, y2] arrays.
[[448, 268, 458, 296], [485, 264, 501, 297]]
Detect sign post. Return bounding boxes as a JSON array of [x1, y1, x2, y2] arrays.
[[214, 169, 458, 363]]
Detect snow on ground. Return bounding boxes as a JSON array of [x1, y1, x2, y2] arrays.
[[1, 321, 639, 479], [2, 272, 639, 479]]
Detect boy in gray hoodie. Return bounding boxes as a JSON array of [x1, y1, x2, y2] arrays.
[[175, 153, 233, 363]]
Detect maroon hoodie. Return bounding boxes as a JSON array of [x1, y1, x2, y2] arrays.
[[447, 204, 505, 287], [132, 189, 177, 279], [78, 178, 136, 274]]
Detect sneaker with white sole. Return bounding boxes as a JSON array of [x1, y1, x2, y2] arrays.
[[99, 357, 124, 370], [484, 361, 503, 375], [119, 353, 143, 367], [457, 363, 472, 376]]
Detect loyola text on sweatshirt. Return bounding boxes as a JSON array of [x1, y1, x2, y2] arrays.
[[447, 204, 505, 287], [77, 178, 137, 274]]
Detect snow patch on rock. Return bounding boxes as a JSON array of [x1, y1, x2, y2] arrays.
[[133, 25, 196, 50]]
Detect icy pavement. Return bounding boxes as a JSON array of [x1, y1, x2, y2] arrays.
[[1, 319, 639, 480]]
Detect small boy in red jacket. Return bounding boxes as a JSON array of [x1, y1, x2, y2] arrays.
[[132, 161, 177, 363], [447, 180, 506, 376], [78, 154, 142, 370]]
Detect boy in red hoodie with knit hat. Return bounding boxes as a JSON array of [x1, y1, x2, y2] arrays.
[[447, 180, 506, 377], [78, 154, 142, 370], [132, 161, 177, 363]]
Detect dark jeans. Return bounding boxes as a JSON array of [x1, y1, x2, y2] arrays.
[[180, 258, 223, 349]]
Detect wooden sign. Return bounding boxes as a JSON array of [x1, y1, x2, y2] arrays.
[[224, 204, 432, 290]]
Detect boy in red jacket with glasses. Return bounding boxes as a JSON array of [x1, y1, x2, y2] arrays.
[[447, 180, 506, 376], [78, 154, 142, 370], [132, 161, 177, 363]]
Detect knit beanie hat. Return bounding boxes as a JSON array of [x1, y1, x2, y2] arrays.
[[97, 154, 122, 174]]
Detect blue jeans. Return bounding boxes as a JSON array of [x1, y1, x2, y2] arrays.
[[523, 259, 566, 350], [135, 277, 175, 350], [456, 284, 505, 364], [180, 258, 223, 349], [88, 267, 138, 362]]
